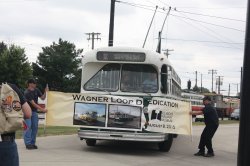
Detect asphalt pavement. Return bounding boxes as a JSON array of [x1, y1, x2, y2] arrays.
[[17, 124, 239, 166]]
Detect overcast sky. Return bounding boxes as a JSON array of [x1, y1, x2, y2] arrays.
[[0, 0, 247, 96]]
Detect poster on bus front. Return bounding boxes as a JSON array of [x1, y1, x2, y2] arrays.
[[107, 104, 142, 129], [46, 91, 192, 135], [46, 91, 143, 131], [142, 97, 192, 135]]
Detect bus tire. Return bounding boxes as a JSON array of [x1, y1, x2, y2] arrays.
[[86, 139, 96, 146], [158, 134, 173, 152]]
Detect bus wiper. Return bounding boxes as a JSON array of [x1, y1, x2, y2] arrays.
[[142, 92, 151, 96], [88, 87, 111, 95]]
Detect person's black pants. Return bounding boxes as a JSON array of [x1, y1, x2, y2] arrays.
[[198, 124, 219, 153]]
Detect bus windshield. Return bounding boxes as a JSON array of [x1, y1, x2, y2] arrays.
[[121, 64, 158, 93], [84, 64, 120, 91], [84, 63, 158, 93]]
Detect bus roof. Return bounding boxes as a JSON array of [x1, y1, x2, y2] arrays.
[[82, 46, 172, 67]]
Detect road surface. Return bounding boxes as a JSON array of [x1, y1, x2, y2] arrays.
[[17, 124, 239, 166]]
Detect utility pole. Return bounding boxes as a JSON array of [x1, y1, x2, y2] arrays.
[[208, 69, 217, 92], [238, 0, 250, 165], [216, 76, 223, 94], [233, 83, 239, 95], [108, 0, 115, 47], [86, 32, 101, 49], [187, 79, 191, 90], [236, 84, 239, 94], [201, 73, 203, 93], [162, 49, 174, 58], [228, 83, 231, 96], [240, 66, 243, 96], [195, 71, 198, 88]]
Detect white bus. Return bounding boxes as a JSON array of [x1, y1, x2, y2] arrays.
[[78, 47, 182, 151]]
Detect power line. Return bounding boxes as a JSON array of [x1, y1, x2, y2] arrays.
[[173, 11, 244, 49], [174, 9, 246, 22], [172, 6, 246, 10], [116, 0, 156, 10], [166, 38, 244, 50], [116, 1, 244, 50], [144, 0, 157, 6], [165, 38, 244, 44], [156, 0, 170, 7], [117, 1, 245, 33], [170, 13, 245, 32], [170, 14, 243, 50]]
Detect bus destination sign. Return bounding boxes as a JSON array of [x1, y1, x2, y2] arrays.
[[97, 51, 146, 62]]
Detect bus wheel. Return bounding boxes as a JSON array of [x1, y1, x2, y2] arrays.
[[158, 134, 173, 152], [86, 139, 96, 146]]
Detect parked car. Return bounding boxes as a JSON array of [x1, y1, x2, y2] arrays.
[[230, 109, 240, 120], [195, 114, 204, 122]]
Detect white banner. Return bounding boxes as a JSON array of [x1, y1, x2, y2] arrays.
[[144, 97, 192, 135], [46, 92, 192, 135]]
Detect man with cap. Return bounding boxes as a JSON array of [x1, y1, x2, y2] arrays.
[[23, 78, 48, 150], [190, 96, 219, 157]]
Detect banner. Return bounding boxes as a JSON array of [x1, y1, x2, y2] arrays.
[[145, 97, 192, 135], [46, 91, 143, 131], [46, 91, 192, 135]]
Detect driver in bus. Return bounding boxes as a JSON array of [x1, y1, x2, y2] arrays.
[[121, 73, 132, 91], [143, 73, 158, 92]]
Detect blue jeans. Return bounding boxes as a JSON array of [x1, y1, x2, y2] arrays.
[[23, 111, 39, 145], [0, 141, 19, 166]]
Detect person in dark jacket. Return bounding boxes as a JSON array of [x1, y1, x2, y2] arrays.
[[0, 83, 32, 166], [190, 96, 219, 157]]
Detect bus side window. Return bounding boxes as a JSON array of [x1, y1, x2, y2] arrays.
[[161, 65, 168, 94], [168, 66, 172, 94]]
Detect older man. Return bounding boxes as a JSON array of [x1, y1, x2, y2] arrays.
[[190, 96, 219, 157]]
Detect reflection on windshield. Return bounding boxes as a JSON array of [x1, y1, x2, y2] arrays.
[[84, 64, 120, 91], [84, 63, 158, 93], [121, 64, 158, 93]]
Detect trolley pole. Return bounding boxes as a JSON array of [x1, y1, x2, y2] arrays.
[[156, 7, 171, 53], [238, 0, 250, 165], [143, 6, 158, 48]]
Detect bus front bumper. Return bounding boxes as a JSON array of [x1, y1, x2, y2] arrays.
[[78, 130, 169, 142]]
